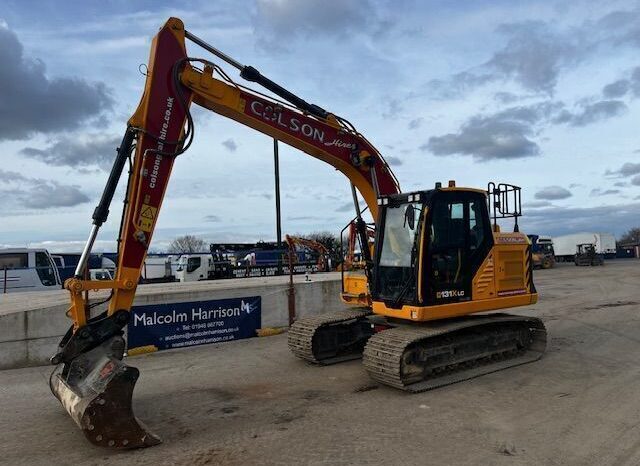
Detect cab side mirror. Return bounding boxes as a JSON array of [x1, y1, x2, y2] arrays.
[[405, 204, 416, 230]]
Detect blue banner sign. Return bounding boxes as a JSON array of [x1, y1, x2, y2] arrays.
[[128, 296, 261, 351]]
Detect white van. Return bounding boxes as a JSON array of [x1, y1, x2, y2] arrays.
[[0, 248, 61, 293]]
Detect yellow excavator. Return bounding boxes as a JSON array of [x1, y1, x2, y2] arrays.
[[48, 18, 546, 449]]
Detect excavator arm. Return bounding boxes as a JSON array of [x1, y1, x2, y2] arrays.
[[50, 17, 399, 449]]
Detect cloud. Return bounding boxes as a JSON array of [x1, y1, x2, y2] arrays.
[[600, 66, 640, 100], [493, 92, 520, 104], [408, 118, 423, 130], [535, 186, 572, 200], [525, 200, 552, 208], [336, 202, 354, 212], [423, 103, 563, 161], [553, 100, 627, 126], [203, 215, 221, 222], [382, 98, 403, 119], [20, 134, 121, 170], [485, 21, 585, 93], [385, 156, 403, 166], [632, 175, 640, 186], [605, 162, 640, 177], [422, 99, 601, 161], [602, 79, 630, 98], [430, 21, 586, 96], [286, 216, 316, 221], [0, 23, 113, 141], [23, 183, 90, 208], [0, 169, 90, 209], [221, 138, 237, 152], [428, 97, 629, 160], [590, 188, 621, 196], [522, 202, 640, 236], [613, 182, 628, 187], [431, 8, 640, 97], [254, 0, 382, 45]]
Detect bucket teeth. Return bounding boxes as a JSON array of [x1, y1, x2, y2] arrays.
[[50, 336, 161, 449]]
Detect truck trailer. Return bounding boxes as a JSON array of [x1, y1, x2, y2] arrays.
[[552, 232, 616, 262]]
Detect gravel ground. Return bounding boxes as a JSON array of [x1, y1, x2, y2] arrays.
[[1, 260, 639, 466]]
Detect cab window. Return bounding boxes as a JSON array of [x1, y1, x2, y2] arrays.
[[187, 257, 201, 273], [35, 252, 57, 286], [0, 253, 28, 269]]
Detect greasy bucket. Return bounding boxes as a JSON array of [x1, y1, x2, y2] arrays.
[[50, 336, 161, 449]]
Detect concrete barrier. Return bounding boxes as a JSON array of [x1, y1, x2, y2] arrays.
[[0, 272, 352, 369]]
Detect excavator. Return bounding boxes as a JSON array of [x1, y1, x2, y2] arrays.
[[48, 18, 547, 450]]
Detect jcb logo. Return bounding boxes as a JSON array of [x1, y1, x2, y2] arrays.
[[436, 290, 465, 299]]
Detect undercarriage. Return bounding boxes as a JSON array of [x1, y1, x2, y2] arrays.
[[288, 312, 547, 391]]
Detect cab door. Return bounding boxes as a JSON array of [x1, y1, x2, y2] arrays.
[[424, 192, 492, 305]]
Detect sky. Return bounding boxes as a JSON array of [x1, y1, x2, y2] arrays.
[[1, 0, 639, 252]]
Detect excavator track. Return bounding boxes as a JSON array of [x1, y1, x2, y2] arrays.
[[362, 314, 546, 392], [288, 308, 374, 364]]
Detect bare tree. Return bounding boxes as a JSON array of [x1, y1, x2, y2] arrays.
[[168, 235, 207, 253], [299, 231, 340, 253], [619, 227, 640, 244]]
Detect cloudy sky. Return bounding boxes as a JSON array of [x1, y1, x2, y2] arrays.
[[1, 0, 639, 252]]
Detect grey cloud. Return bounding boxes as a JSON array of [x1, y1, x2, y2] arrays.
[[20, 135, 121, 170], [0, 24, 113, 141], [23, 184, 90, 208], [597, 7, 640, 48], [423, 96, 619, 161], [613, 182, 628, 187], [254, 0, 381, 42], [494, 92, 520, 104], [525, 200, 552, 208], [486, 21, 585, 93], [535, 186, 572, 200], [433, 8, 640, 97], [382, 99, 403, 119], [203, 215, 221, 222], [632, 67, 640, 96], [600, 66, 640, 99], [0, 169, 90, 209], [221, 139, 237, 152], [522, 202, 640, 236], [431, 21, 586, 96], [632, 175, 640, 186], [408, 118, 423, 130], [423, 103, 560, 161], [590, 188, 621, 196], [605, 162, 640, 177], [556, 100, 627, 127], [602, 79, 630, 98], [336, 202, 354, 212], [385, 156, 403, 166], [286, 216, 316, 221]]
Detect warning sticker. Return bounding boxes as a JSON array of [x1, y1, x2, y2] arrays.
[[138, 204, 157, 232]]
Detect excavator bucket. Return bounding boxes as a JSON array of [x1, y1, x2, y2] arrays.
[[50, 336, 160, 449]]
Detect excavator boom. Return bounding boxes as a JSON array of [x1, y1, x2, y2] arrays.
[[50, 17, 399, 449]]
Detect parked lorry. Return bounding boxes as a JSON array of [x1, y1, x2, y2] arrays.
[[140, 255, 178, 283], [552, 232, 616, 262], [175, 249, 321, 282], [0, 248, 61, 293]]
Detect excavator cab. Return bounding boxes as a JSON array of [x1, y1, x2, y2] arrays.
[[371, 187, 493, 309]]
